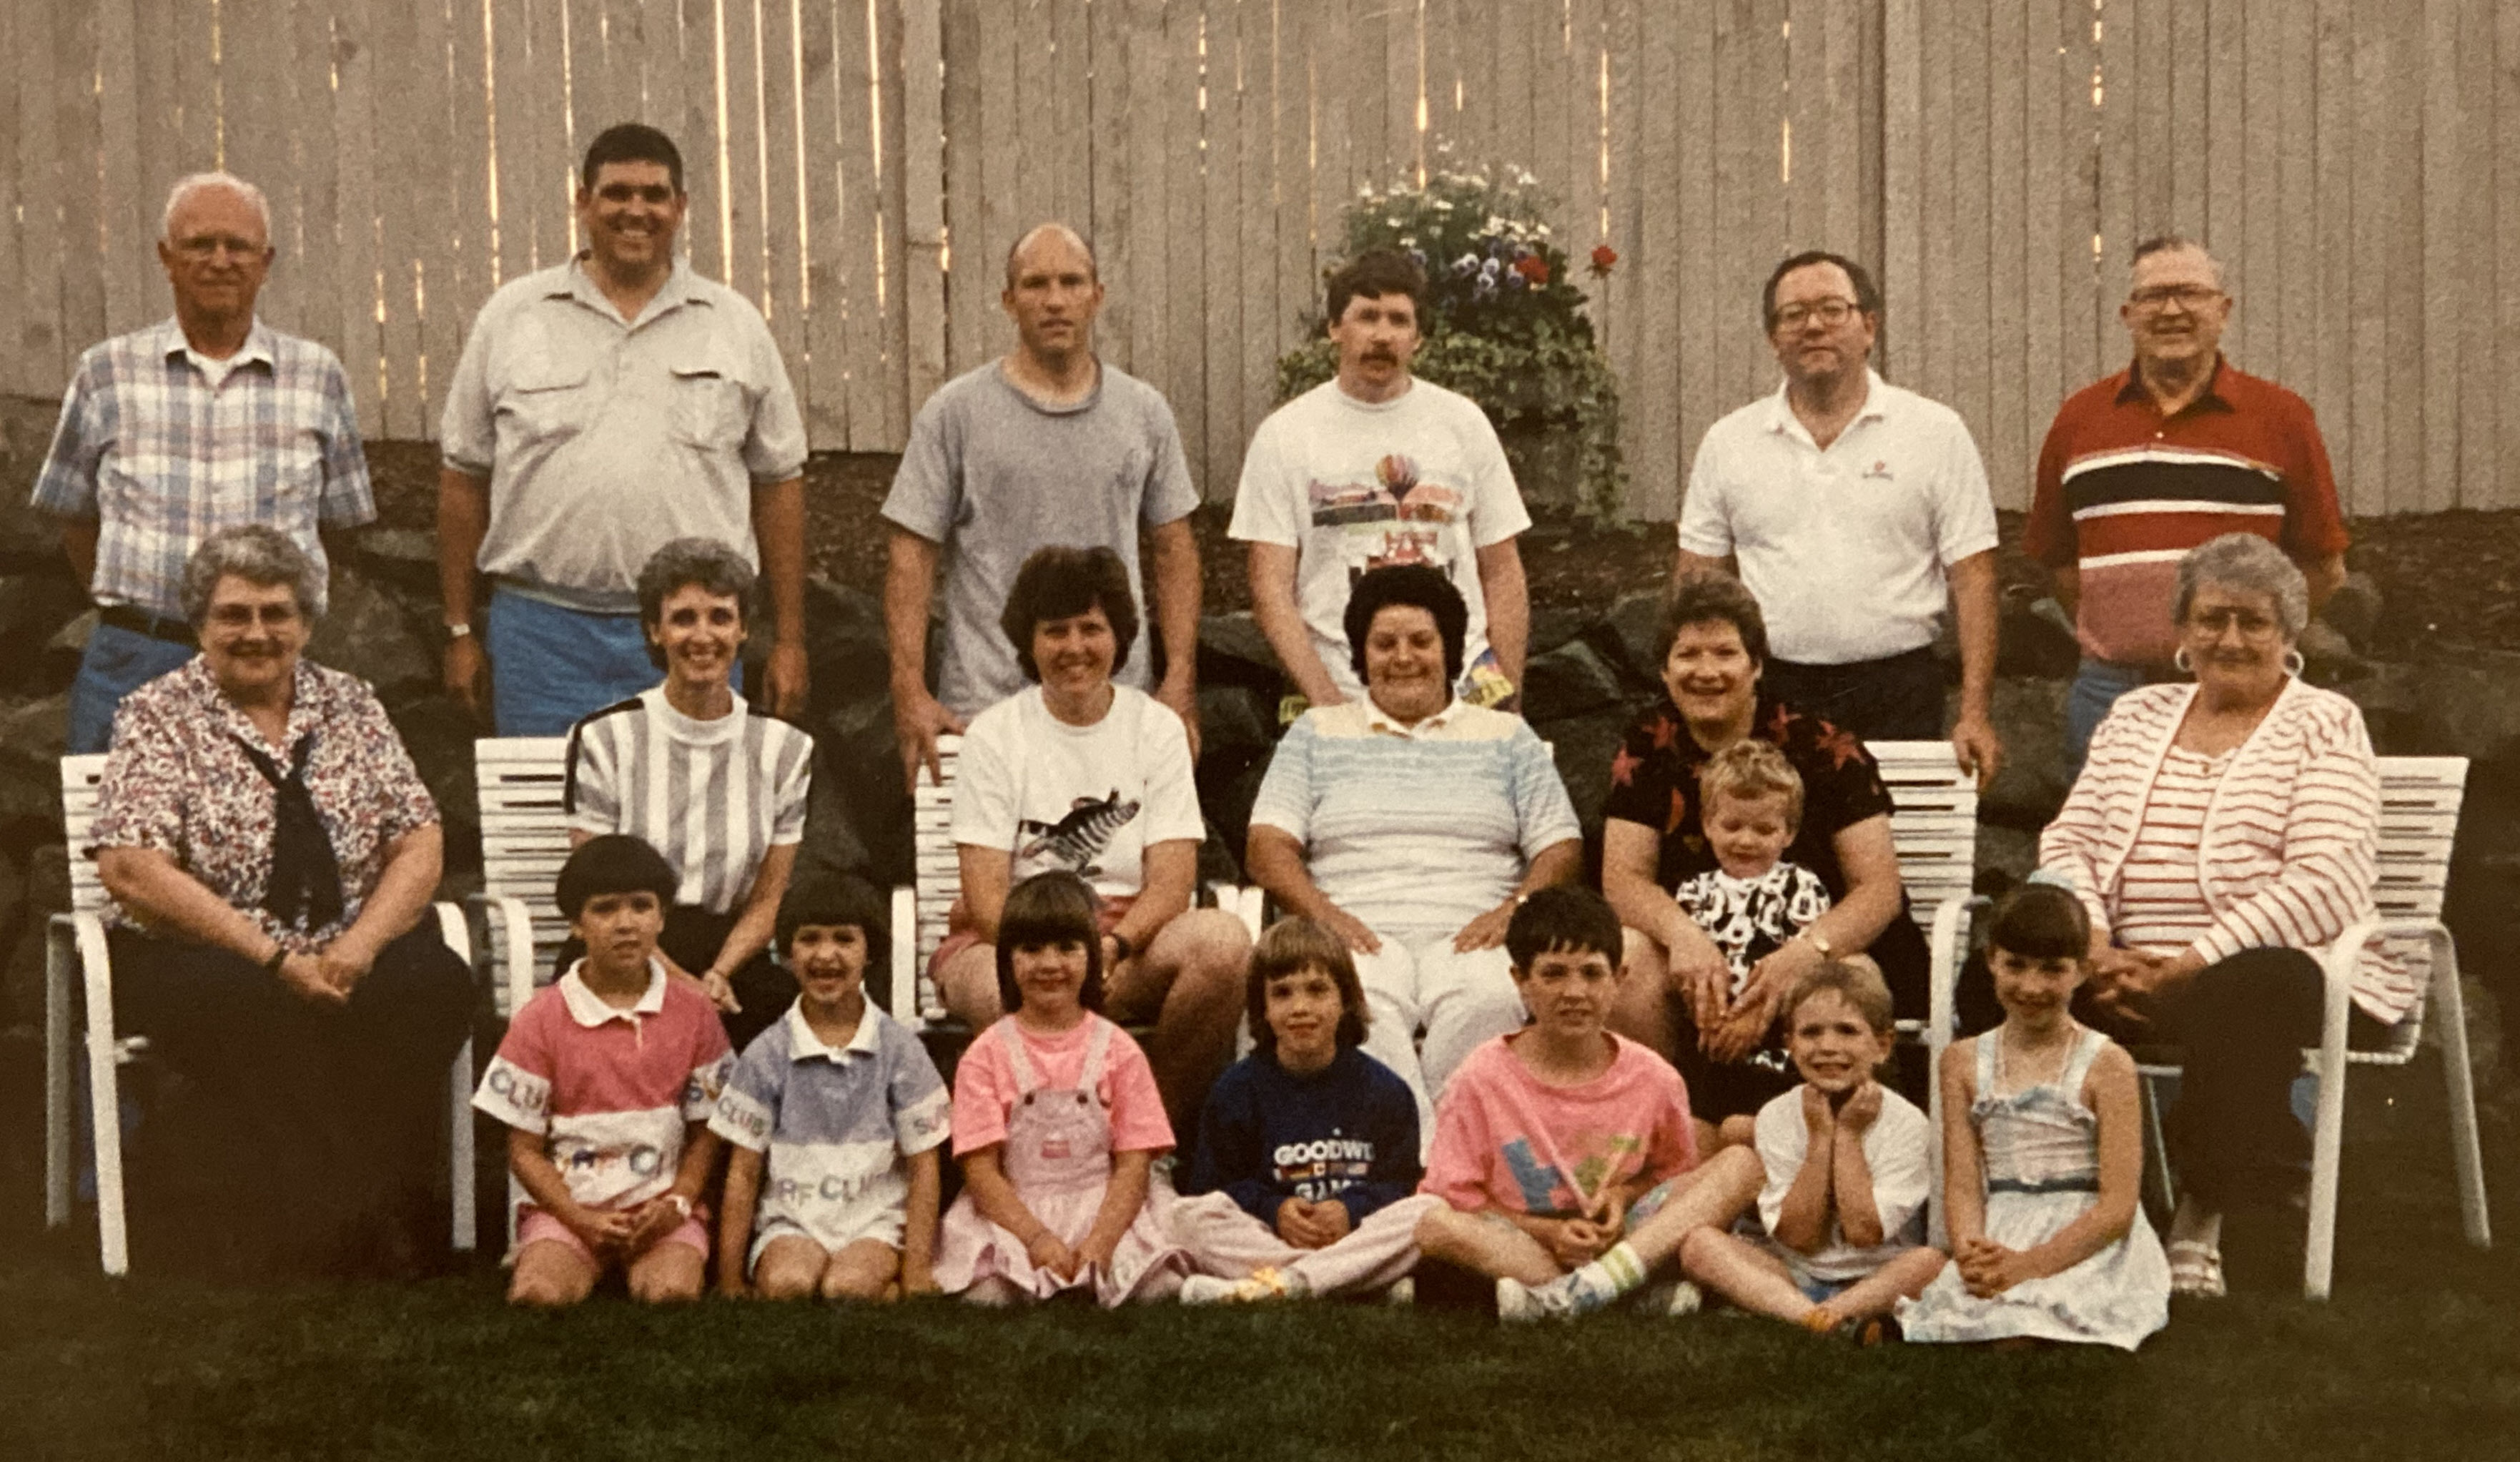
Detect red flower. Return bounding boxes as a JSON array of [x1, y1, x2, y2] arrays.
[[1610, 744, 1643, 789], [1588, 243, 1619, 277], [1512, 253, 1551, 287]]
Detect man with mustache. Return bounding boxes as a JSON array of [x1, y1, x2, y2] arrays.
[[438, 123, 810, 736], [2025, 236, 2348, 766], [32, 172, 375, 754], [1675, 251, 2004, 785], [881, 222, 1204, 787], [1230, 248, 1531, 713]]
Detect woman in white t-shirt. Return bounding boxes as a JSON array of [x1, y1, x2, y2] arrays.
[[563, 538, 816, 1054], [937, 545, 1252, 1132]]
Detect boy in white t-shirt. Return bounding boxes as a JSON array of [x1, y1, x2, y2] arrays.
[[1230, 248, 1532, 712], [1676, 960, 1945, 1343], [935, 545, 1251, 1132]]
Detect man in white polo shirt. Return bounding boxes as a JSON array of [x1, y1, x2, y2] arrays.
[[1675, 251, 2002, 784]]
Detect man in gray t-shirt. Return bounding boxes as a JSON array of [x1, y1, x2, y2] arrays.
[[881, 222, 1204, 786]]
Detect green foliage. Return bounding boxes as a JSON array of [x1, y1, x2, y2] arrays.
[[1277, 164, 1628, 518]]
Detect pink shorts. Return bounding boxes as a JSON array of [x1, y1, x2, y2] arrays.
[[927, 896, 1134, 985], [518, 1205, 711, 1268]]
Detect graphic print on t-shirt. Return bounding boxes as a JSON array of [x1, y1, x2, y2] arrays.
[[1501, 1132, 1644, 1216], [1017, 790, 1142, 877], [1308, 453, 1467, 588], [1274, 1129, 1378, 1202]]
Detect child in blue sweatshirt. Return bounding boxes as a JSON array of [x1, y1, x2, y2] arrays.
[[1175, 917, 1438, 1303]]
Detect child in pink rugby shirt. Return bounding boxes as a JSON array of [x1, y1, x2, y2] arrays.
[[473, 836, 733, 1305], [1415, 887, 1763, 1320]]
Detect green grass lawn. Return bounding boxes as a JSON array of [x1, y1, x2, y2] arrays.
[[9, 1063, 2519, 1462]]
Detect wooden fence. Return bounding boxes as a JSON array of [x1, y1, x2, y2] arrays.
[[4, 0, 2516, 518]]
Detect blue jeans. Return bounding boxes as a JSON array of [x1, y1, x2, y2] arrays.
[[2065, 656, 2155, 772], [66, 622, 200, 754], [483, 589, 660, 736]]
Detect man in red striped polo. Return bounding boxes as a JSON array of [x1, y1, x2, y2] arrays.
[[2026, 236, 2349, 766]]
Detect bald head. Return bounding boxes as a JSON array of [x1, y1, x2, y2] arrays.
[[1004, 223, 1098, 290]]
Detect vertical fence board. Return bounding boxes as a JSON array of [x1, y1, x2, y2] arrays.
[[2057, 0, 2099, 395], [51, 2, 107, 358], [1950, 0, 1989, 453], [2274, 0, 2315, 399], [1313, 0, 1354, 250], [412, 0, 464, 421], [2167, 0, 2205, 235], [287, 0, 347, 397], [1050, 0, 1092, 227], [678, 0, 725, 282], [1879, 0, 1918, 381], [131, 0, 182, 322], [939, 0, 981, 373], [1203, 0, 1250, 500], [1986, 0, 2025, 495], [221, 1, 297, 336], [1270, 0, 1312, 389], [2416, 0, 2459, 513], [1157, 0, 1204, 495], [0, 0, 24, 398], [2498, 0, 2520, 508], [1492, 0, 1531, 169], [372, 0, 430, 434], [724, 0, 769, 299], [2017, 0, 2061, 510], [1087, 0, 1134, 375], [801, 0, 850, 447], [860, 0, 906, 447], [173, 0, 221, 177], [1632, 0, 1683, 520], [332, 0, 385, 430], [2311, 0, 2352, 460], [899, 0, 944, 419], [96, 0, 151, 338], [2380, 0, 2421, 514], [2203, 0, 2242, 308], [761, 0, 809, 408], [16, 0, 62, 391], [2451, 0, 2491, 507]]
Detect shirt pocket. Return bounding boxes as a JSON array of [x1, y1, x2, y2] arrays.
[[669, 360, 749, 453], [500, 355, 593, 444]]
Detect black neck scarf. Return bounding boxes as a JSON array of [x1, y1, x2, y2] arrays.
[[232, 731, 345, 932]]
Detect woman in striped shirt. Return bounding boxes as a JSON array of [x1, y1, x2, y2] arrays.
[[2035, 533, 2387, 1300], [563, 538, 816, 1055]]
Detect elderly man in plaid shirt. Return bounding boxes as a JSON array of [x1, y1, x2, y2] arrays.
[[31, 171, 374, 754]]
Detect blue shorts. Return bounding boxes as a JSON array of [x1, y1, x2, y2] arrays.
[[483, 587, 737, 736], [1796, 1270, 1859, 1305]]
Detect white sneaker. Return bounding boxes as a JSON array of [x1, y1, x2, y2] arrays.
[[1383, 1277, 1415, 1306], [1180, 1267, 1295, 1305], [1496, 1276, 1576, 1323], [1180, 1275, 1239, 1305], [1636, 1279, 1704, 1317]]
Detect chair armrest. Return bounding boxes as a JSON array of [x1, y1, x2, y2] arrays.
[[468, 891, 540, 1019], [890, 884, 923, 1034]]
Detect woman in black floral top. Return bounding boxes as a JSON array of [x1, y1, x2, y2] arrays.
[[90, 526, 472, 1276], [1599, 574, 1927, 1150]]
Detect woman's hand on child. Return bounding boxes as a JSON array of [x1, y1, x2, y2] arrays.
[[1669, 926, 1733, 1031], [1026, 1228, 1081, 1279], [1702, 984, 1782, 1065]]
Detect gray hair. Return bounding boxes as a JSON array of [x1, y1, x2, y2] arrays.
[[637, 536, 757, 629], [180, 524, 321, 627], [163, 172, 273, 245], [2175, 533, 2308, 640], [2130, 234, 2226, 294]]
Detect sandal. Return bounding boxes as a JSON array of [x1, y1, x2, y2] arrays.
[[2166, 1240, 2226, 1298]]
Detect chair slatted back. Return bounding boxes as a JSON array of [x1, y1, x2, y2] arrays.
[[1869, 741, 1980, 915], [909, 736, 961, 1023], [59, 756, 109, 917], [2362, 756, 2468, 1059], [474, 737, 575, 1016]]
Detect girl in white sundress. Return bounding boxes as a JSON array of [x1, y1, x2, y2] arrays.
[[1902, 884, 2169, 1350], [933, 871, 1190, 1305]]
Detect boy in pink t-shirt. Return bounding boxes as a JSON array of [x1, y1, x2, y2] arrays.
[[1415, 888, 1764, 1320], [473, 836, 734, 1305]]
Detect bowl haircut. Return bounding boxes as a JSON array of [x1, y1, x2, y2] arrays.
[[555, 834, 678, 922], [992, 870, 1108, 1014], [776, 871, 891, 970], [1504, 886, 1624, 973], [1985, 881, 2092, 964], [1243, 917, 1371, 1060]]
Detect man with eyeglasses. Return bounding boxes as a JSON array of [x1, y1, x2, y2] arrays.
[[2025, 235, 2348, 766], [30, 172, 376, 754], [1676, 250, 2004, 784]]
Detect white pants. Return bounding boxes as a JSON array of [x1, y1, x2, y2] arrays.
[[1353, 931, 1528, 1152], [1170, 1190, 1442, 1297]]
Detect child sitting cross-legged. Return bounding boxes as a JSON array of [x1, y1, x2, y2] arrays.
[[1172, 917, 1441, 1303], [932, 871, 1192, 1305], [473, 835, 734, 1305], [709, 874, 951, 1300], [1415, 886, 1766, 1321], [1674, 959, 1946, 1343]]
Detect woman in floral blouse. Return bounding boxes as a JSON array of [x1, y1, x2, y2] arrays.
[[91, 525, 473, 1277]]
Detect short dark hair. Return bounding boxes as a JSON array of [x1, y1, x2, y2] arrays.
[[1985, 881, 2092, 964], [776, 872, 891, 969], [1244, 917, 1370, 1061], [1343, 564, 1468, 689], [1658, 571, 1772, 669], [636, 536, 756, 671], [999, 545, 1140, 683], [1323, 247, 1428, 330], [1505, 886, 1623, 972], [994, 871, 1107, 1014], [1761, 250, 1882, 331], [555, 834, 678, 922], [580, 123, 685, 194]]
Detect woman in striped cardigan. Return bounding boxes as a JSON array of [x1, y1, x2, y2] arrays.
[[2035, 533, 2389, 1300]]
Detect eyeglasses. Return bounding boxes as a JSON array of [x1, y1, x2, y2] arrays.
[[205, 602, 302, 629], [2128, 284, 2223, 311], [172, 234, 266, 261], [1772, 298, 1861, 330], [2185, 606, 2278, 636]]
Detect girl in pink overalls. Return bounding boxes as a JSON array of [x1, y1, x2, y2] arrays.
[[933, 872, 1190, 1305]]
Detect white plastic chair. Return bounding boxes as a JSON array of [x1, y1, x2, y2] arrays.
[[1927, 754, 2491, 1298], [43, 754, 478, 1275]]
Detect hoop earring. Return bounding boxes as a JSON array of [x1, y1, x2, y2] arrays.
[[2283, 648, 2306, 677], [2173, 647, 2193, 674]]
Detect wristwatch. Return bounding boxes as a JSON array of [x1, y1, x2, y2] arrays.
[[1803, 930, 1834, 959], [443, 621, 473, 641], [664, 1192, 693, 1220]]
